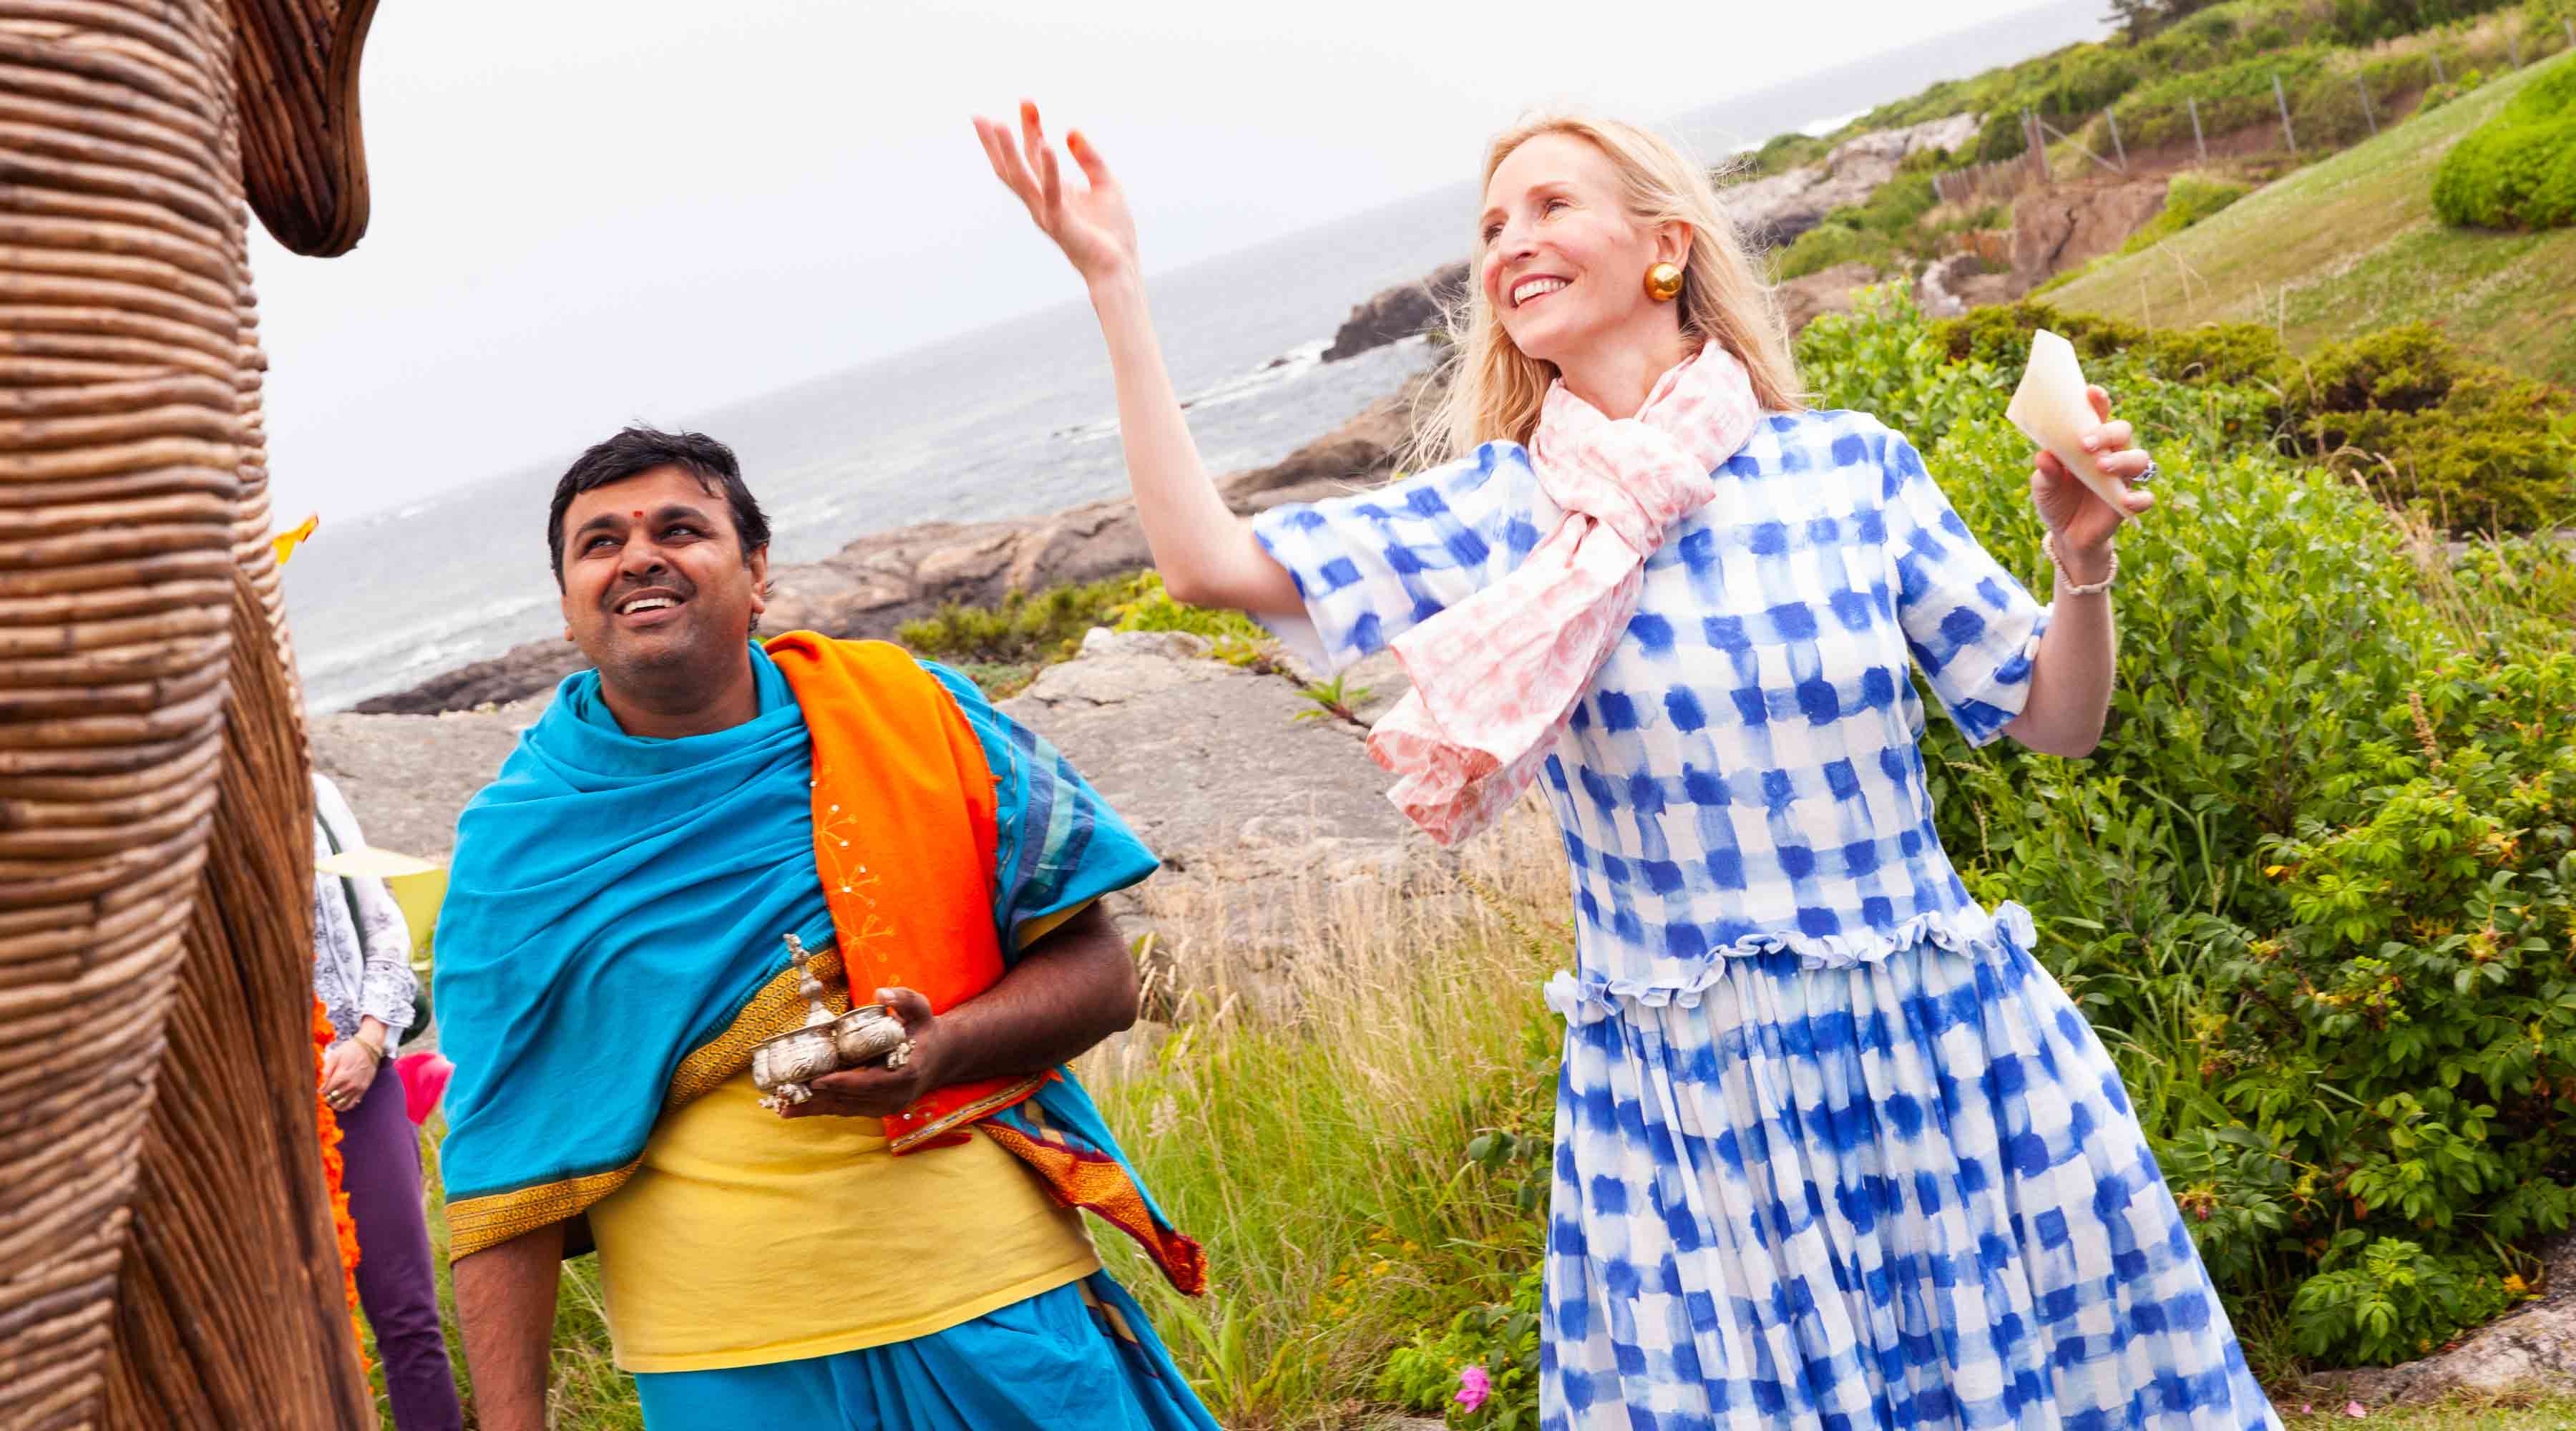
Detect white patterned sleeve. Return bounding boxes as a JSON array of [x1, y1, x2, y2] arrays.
[[1247, 444, 1545, 674], [1880, 427, 2051, 746], [314, 774, 420, 1040]]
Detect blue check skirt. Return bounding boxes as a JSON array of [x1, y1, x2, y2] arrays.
[[1539, 909, 2280, 1431]]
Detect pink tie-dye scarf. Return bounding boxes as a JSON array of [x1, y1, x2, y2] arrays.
[[1367, 341, 1762, 846]]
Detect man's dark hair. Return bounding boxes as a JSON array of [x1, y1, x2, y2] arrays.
[[547, 426, 772, 587]]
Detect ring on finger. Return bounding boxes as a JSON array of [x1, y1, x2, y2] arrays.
[[2134, 459, 2158, 487]]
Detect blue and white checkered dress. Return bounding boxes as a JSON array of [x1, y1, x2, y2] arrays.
[[1252, 411, 2279, 1431]]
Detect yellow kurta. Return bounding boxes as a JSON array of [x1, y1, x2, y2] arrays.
[[586, 1068, 1100, 1373]]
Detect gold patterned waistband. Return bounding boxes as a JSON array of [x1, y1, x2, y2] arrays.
[[446, 951, 839, 1261]]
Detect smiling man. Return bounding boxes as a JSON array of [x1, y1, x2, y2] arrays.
[[431, 427, 1216, 1431]]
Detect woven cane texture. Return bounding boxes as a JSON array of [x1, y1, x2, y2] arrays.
[[99, 570, 369, 1430], [0, 4, 248, 1425], [226, 0, 379, 257]]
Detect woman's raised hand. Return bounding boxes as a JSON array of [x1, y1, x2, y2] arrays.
[[975, 101, 1137, 288]]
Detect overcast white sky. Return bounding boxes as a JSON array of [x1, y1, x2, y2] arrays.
[[250, 0, 2059, 522]]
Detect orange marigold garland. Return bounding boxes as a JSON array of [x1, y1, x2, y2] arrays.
[[313, 996, 369, 1366]]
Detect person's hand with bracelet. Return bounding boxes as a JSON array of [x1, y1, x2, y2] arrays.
[[2030, 381, 2155, 595], [321, 1015, 390, 1112]]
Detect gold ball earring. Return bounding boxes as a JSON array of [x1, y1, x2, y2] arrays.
[[1644, 262, 1684, 303]]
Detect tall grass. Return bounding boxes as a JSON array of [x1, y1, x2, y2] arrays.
[[1082, 804, 1574, 1428], [374, 1128, 641, 1431]]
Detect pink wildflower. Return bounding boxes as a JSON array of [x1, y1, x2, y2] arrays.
[[2344, 1402, 2368, 1419], [1455, 1364, 1491, 1413]]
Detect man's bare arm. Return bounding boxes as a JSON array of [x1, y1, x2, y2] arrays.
[[453, 1220, 565, 1431], [787, 901, 1138, 1118]]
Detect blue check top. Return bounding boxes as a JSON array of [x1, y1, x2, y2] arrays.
[[1253, 410, 2051, 1004]]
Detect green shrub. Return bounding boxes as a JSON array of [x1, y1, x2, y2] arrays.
[[2416, 74, 2474, 111], [2291, 64, 2385, 147], [1928, 298, 2288, 386], [1799, 287, 2576, 1369], [895, 570, 1274, 696], [1378, 1265, 1543, 1429], [1775, 221, 1896, 280], [1104, 569, 1271, 645], [1744, 131, 1830, 178], [894, 574, 1133, 665], [2283, 324, 2576, 532], [2290, 1238, 2517, 1366], [1928, 305, 2576, 534], [1976, 109, 2032, 162], [1775, 175, 1954, 281], [2433, 56, 2576, 228], [2117, 172, 2255, 255]]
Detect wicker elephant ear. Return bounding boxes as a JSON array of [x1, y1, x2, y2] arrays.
[[225, 0, 383, 255]]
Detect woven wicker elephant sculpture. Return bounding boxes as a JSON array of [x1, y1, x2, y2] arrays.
[[4, 1, 391, 1426]]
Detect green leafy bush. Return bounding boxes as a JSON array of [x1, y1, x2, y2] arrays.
[[1799, 285, 2576, 1368], [1103, 569, 1271, 645], [1928, 298, 2288, 386], [1775, 175, 1946, 281], [2107, 47, 2335, 150], [1775, 223, 1896, 281], [2434, 55, 2576, 228], [2118, 172, 2255, 255], [1928, 303, 2576, 533], [895, 575, 1132, 665], [2283, 325, 2576, 532], [2289, 1238, 2515, 1366], [2290, 64, 2386, 146], [896, 570, 1274, 695], [2415, 73, 2479, 111], [1377, 1266, 1543, 1430]]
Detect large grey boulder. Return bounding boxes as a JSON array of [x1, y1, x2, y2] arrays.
[[1323, 261, 1470, 361], [2009, 178, 2170, 286], [1001, 639, 1430, 1015], [1000, 644, 1416, 881]]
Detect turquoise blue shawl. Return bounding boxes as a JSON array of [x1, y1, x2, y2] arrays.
[[435, 643, 1166, 1259]]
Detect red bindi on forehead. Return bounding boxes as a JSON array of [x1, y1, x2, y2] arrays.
[[631, 509, 643, 519]]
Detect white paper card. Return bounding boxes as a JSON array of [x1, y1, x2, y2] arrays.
[[2005, 328, 2129, 513]]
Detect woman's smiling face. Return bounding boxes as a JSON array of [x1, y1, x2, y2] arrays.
[[1478, 132, 1674, 369]]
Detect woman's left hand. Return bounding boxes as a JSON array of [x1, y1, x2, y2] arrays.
[[321, 1037, 378, 1112], [2031, 384, 2155, 567]]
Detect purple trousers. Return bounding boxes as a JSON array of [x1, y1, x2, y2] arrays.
[[342, 1064, 464, 1431]]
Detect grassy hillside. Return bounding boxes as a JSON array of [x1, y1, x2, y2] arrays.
[[2047, 52, 2576, 384]]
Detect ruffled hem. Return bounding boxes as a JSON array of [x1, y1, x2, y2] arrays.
[[1543, 901, 2037, 1023]]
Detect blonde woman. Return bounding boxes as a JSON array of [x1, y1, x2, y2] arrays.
[[977, 102, 2278, 1430]]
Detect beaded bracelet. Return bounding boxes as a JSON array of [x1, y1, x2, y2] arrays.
[[2041, 529, 2117, 596]]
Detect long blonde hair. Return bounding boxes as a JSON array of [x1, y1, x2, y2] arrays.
[[1412, 111, 1802, 467]]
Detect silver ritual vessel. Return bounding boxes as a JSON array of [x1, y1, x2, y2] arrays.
[[750, 934, 912, 1112]]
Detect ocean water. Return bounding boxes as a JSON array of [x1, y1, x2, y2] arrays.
[[282, 0, 2109, 712]]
